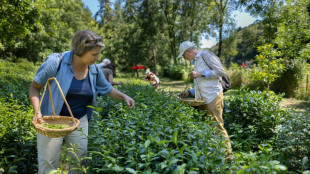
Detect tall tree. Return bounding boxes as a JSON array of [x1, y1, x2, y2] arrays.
[[95, 0, 228, 72], [137, 0, 165, 74], [250, 44, 285, 90], [160, 0, 212, 64], [275, 0, 310, 62], [240, 0, 285, 42], [209, 0, 238, 58], [96, 0, 144, 70], [0, 0, 40, 58], [0, 0, 40, 44], [117, 0, 144, 68], [3, 0, 96, 64], [271, 0, 310, 97], [178, 0, 213, 47], [160, 0, 181, 65]]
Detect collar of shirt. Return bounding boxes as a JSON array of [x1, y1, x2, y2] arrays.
[[192, 51, 202, 65]]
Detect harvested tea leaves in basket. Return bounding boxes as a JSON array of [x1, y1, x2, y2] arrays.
[[40, 122, 70, 129]]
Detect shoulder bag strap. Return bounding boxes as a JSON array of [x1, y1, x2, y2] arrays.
[[56, 53, 63, 73], [200, 52, 225, 81], [201, 52, 212, 70]]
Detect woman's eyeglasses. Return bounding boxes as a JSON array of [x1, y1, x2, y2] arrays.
[[86, 37, 102, 44]]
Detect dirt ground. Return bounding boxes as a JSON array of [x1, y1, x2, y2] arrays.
[[280, 98, 310, 113], [159, 78, 310, 114], [159, 78, 188, 93]]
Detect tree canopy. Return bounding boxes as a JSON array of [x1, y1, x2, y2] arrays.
[[0, 0, 309, 76]]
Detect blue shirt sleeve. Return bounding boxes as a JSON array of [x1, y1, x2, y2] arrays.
[[189, 88, 195, 96], [202, 70, 212, 78], [97, 63, 104, 69], [33, 53, 61, 85]]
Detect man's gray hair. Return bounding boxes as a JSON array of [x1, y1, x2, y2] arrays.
[[187, 46, 196, 51]]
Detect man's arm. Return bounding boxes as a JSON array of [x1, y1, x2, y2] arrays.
[[201, 51, 226, 78]]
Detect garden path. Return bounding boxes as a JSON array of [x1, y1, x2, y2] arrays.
[[159, 78, 310, 114]]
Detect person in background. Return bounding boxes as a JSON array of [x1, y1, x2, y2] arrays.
[[145, 68, 160, 90], [29, 30, 135, 174], [241, 62, 246, 68], [101, 62, 123, 86], [177, 41, 233, 159], [96, 58, 111, 69]]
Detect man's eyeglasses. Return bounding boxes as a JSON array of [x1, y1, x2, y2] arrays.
[[86, 37, 102, 44]]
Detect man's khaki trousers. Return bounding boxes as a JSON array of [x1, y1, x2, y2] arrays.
[[199, 92, 232, 151]]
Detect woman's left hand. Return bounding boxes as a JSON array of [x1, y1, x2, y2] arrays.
[[124, 96, 135, 108], [108, 89, 135, 108]]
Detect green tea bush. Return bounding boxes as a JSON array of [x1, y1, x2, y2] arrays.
[[85, 83, 287, 173], [272, 110, 310, 172], [223, 89, 284, 151], [0, 60, 38, 173], [0, 60, 290, 173], [88, 83, 232, 173], [0, 60, 36, 104], [0, 98, 37, 173], [234, 144, 287, 173]]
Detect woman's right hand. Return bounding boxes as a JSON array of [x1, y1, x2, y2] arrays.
[[29, 81, 44, 124]]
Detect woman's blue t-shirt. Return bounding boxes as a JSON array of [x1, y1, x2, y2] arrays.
[[60, 73, 93, 119]]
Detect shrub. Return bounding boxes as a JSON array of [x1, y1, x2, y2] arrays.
[[0, 98, 37, 173], [227, 64, 248, 88], [0, 60, 36, 104], [87, 83, 232, 173], [0, 61, 292, 173], [0, 60, 38, 173], [271, 59, 307, 97], [250, 44, 285, 90], [294, 63, 310, 101], [223, 89, 284, 151], [84, 83, 288, 173], [233, 144, 287, 174], [163, 64, 187, 80], [272, 110, 310, 172]]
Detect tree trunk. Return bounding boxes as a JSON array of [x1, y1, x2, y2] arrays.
[[152, 44, 158, 75], [168, 29, 177, 65], [218, 18, 223, 58], [171, 39, 176, 65], [136, 70, 139, 78]]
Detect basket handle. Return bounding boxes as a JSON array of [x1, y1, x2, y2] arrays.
[[182, 75, 191, 95], [34, 77, 75, 123]]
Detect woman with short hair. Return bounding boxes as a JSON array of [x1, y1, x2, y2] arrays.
[[29, 30, 135, 174]]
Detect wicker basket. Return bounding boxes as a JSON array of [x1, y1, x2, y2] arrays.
[[32, 77, 80, 138], [181, 98, 206, 106]]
